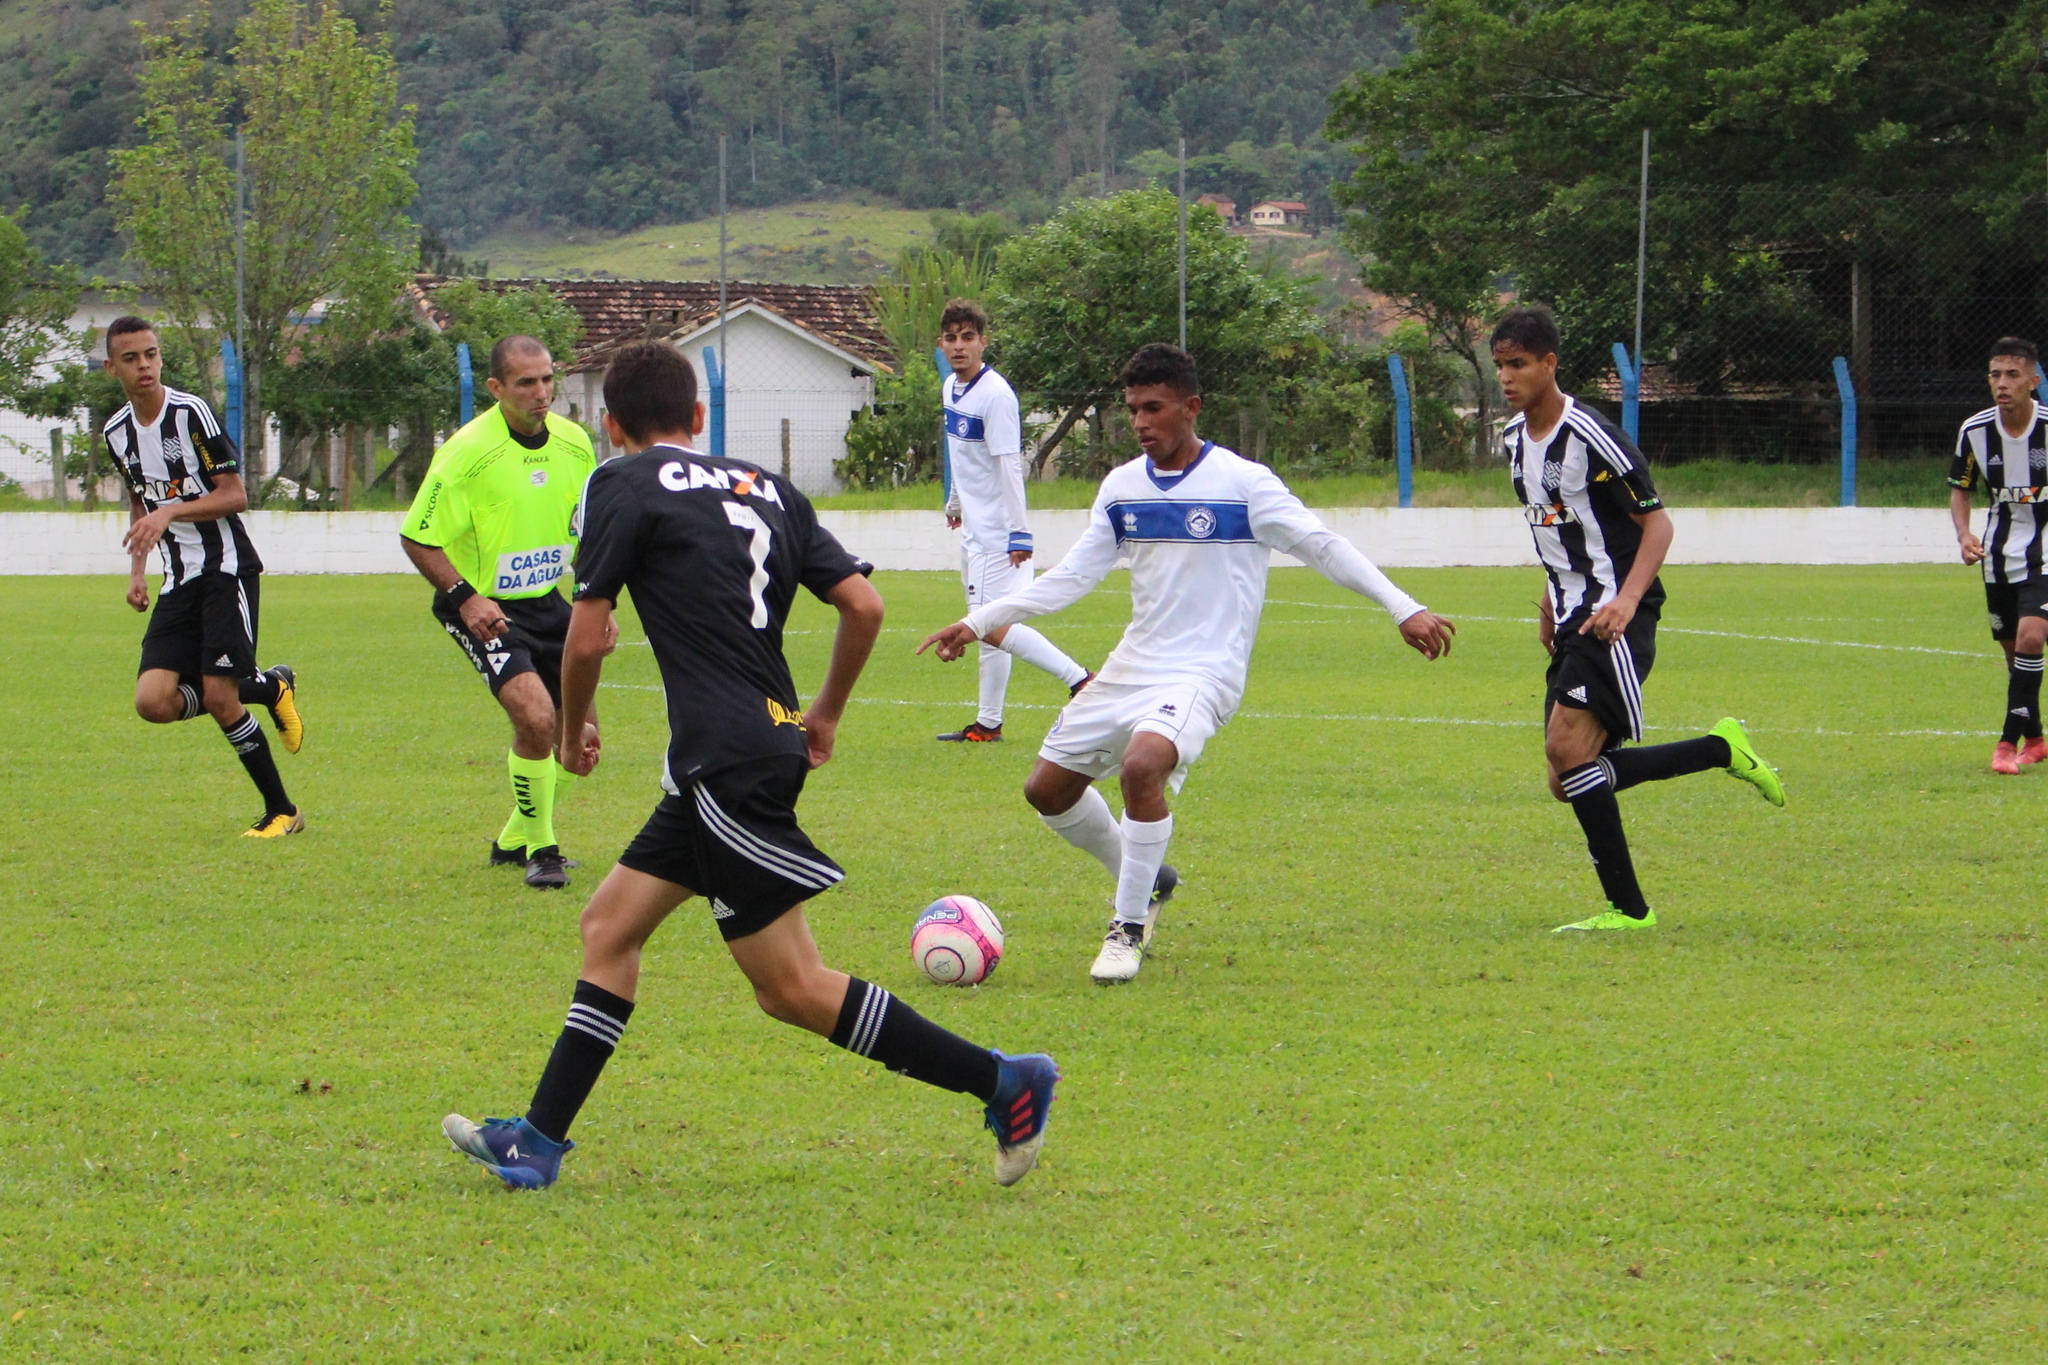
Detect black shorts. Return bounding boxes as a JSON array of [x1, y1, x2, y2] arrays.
[[431, 590, 569, 705], [1984, 579, 2048, 641], [1544, 604, 1658, 744], [617, 756, 845, 942], [139, 571, 260, 682]]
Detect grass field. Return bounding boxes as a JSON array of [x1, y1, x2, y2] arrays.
[[462, 199, 938, 284], [4, 566, 2043, 1361]]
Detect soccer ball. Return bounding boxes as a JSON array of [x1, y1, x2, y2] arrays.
[[912, 895, 1005, 986]]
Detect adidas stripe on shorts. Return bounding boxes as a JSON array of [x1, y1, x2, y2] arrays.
[[1543, 603, 1659, 744]]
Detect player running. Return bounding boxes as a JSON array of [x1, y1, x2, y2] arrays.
[[933, 299, 1092, 741], [1491, 306, 1784, 932], [105, 315, 306, 838], [1947, 336, 2048, 773], [442, 340, 1058, 1191], [401, 336, 597, 889], [921, 343, 1455, 983]]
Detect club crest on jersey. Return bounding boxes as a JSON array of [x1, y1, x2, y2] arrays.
[[658, 458, 782, 505], [530, 469, 548, 486], [1184, 506, 1217, 539], [1541, 458, 1564, 493]]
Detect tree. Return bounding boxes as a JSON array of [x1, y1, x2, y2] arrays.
[[0, 208, 79, 407], [111, 0, 416, 484], [989, 187, 1319, 473], [1327, 1, 2048, 409]]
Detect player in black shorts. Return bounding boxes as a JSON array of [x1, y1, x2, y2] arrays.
[[104, 316, 305, 838], [1493, 307, 1786, 932], [442, 339, 1060, 1190]]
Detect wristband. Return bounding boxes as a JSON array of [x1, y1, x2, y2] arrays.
[[446, 579, 478, 608]]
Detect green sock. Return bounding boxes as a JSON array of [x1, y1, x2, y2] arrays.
[[505, 750, 558, 852], [552, 760, 578, 806]]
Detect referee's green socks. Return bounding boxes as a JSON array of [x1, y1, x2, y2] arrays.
[[501, 750, 557, 855]]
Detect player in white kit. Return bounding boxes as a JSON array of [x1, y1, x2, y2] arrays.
[[933, 300, 1092, 742], [921, 344, 1455, 982]]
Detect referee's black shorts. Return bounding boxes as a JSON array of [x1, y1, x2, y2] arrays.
[[1544, 603, 1658, 745], [430, 589, 569, 706], [618, 756, 845, 942], [139, 570, 261, 683]]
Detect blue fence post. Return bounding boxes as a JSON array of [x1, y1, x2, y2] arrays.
[[220, 337, 244, 456], [1387, 353, 1414, 509], [1832, 355, 1857, 508], [934, 347, 952, 504], [2036, 376, 2047, 408], [455, 342, 474, 426], [1611, 342, 1640, 443], [701, 346, 726, 456]]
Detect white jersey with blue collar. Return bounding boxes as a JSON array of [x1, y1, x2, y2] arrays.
[[942, 365, 1031, 557], [964, 441, 1421, 719]]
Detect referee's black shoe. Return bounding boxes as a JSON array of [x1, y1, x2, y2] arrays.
[[524, 846, 571, 890], [489, 839, 527, 868]]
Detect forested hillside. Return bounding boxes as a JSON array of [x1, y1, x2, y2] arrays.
[[0, 0, 1404, 272]]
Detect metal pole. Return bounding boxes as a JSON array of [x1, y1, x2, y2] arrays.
[[456, 342, 474, 425], [1836, 356, 1858, 508], [235, 125, 248, 466], [1177, 136, 1188, 351], [1388, 353, 1414, 509], [935, 347, 951, 505], [1611, 341, 1640, 443], [1633, 127, 1648, 374], [49, 429, 66, 505], [718, 134, 729, 389]]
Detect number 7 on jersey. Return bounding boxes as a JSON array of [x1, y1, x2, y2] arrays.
[[723, 501, 773, 628]]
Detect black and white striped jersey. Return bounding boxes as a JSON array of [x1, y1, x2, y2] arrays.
[[1506, 395, 1664, 627], [1948, 402, 2048, 585], [105, 388, 262, 591]]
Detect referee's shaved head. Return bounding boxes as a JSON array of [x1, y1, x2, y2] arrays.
[[489, 334, 552, 381]]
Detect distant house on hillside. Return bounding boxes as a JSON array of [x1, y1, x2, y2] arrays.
[[1193, 193, 1238, 225], [1248, 200, 1310, 230], [407, 275, 891, 492]]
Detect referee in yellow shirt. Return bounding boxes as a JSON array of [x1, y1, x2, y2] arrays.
[[402, 335, 600, 889]]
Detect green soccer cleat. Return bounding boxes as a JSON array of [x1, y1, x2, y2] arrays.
[[1710, 717, 1785, 807], [1553, 906, 1657, 933]]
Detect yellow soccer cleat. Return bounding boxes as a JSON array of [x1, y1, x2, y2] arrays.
[[243, 809, 306, 838], [266, 664, 304, 754]]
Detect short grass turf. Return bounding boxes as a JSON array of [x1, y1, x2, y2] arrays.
[[2, 565, 2043, 1362]]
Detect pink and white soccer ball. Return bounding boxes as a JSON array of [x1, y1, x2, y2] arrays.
[[912, 895, 1005, 985]]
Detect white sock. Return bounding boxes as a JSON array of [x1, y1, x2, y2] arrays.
[[1114, 813, 1173, 926], [1039, 786, 1122, 878], [1000, 623, 1089, 688], [976, 643, 1013, 728]]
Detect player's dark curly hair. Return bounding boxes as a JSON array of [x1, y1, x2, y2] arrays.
[[1120, 343, 1200, 396], [104, 315, 156, 355], [1990, 336, 2039, 366], [603, 339, 700, 445], [1490, 306, 1561, 358], [940, 298, 989, 334]]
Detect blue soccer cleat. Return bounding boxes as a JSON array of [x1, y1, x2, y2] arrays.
[[441, 1113, 572, 1190], [984, 1051, 1059, 1186]]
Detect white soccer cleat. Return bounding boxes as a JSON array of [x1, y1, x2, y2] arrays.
[[1089, 920, 1151, 984]]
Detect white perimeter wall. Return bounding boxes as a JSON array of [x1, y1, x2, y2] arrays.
[[1, 506, 1964, 576]]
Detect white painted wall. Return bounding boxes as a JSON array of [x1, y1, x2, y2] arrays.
[[0, 506, 1965, 576]]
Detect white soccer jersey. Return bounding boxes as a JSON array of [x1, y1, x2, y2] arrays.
[[942, 365, 1031, 557], [1948, 401, 2048, 585], [964, 442, 1421, 720]]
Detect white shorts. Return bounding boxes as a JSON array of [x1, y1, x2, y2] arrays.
[[961, 545, 1030, 608], [1038, 678, 1224, 793]]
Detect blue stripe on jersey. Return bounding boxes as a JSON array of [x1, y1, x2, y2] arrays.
[[1106, 499, 1255, 544], [944, 409, 986, 440]]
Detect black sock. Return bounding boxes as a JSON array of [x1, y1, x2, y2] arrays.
[[2004, 653, 2043, 744], [238, 668, 281, 709], [830, 977, 1000, 1102], [221, 711, 292, 815], [1559, 761, 1649, 917], [526, 980, 636, 1143], [1602, 736, 1730, 792]]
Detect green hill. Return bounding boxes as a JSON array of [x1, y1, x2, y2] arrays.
[[0, 0, 1403, 274]]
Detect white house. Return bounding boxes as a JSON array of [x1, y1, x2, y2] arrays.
[[407, 276, 892, 494]]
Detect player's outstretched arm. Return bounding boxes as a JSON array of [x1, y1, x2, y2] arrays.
[[918, 621, 978, 662], [557, 598, 614, 775], [806, 573, 885, 769], [1399, 611, 1456, 660]]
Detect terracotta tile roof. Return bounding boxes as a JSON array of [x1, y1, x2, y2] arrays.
[[405, 274, 894, 374]]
